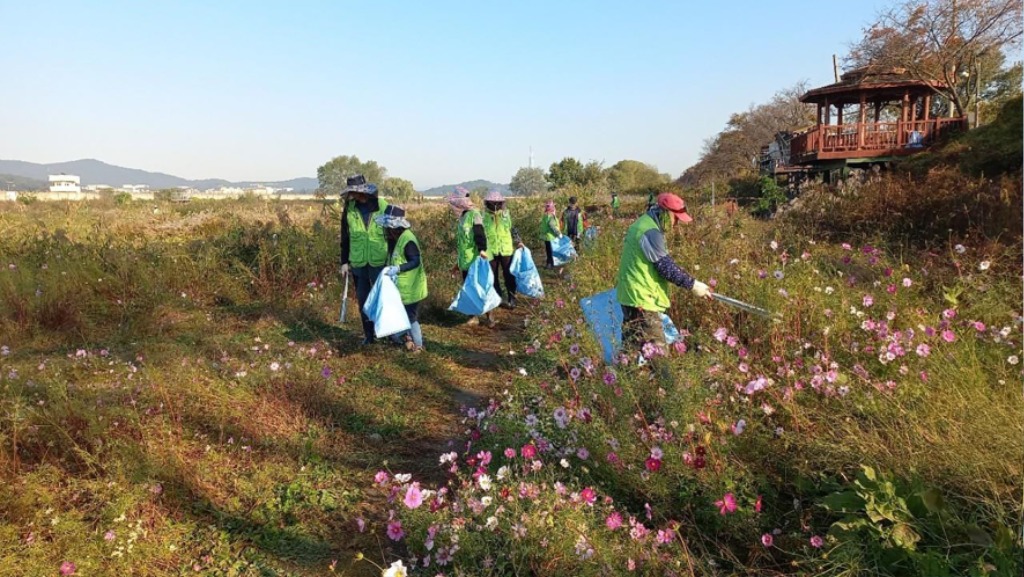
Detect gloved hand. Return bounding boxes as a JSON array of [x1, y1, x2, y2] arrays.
[[557, 233, 563, 239], [691, 280, 712, 299], [479, 250, 489, 260], [339, 263, 350, 277], [383, 266, 399, 279]]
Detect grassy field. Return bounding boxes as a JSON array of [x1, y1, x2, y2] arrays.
[[0, 193, 1020, 576]]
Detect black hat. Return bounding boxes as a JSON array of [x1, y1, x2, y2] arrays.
[[343, 174, 378, 195]]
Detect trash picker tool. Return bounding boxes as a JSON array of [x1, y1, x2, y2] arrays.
[[712, 293, 776, 319], [339, 272, 350, 323]]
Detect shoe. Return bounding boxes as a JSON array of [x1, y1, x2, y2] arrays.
[[465, 316, 480, 326], [359, 337, 374, 346], [404, 336, 416, 351], [499, 300, 512, 310], [484, 313, 497, 328], [507, 297, 517, 310]]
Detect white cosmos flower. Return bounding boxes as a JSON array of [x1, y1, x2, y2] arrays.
[[978, 260, 991, 271]]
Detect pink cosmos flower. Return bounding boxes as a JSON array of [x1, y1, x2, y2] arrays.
[[810, 535, 824, 548], [404, 483, 423, 509], [605, 511, 623, 530], [580, 487, 597, 505], [59, 562, 76, 576], [656, 529, 674, 544], [104, 530, 116, 541], [715, 493, 737, 515], [755, 495, 762, 513], [520, 444, 537, 459], [973, 321, 986, 332], [941, 330, 956, 343], [386, 519, 404, 541], [863, 295, 874, 307], [902, 277, 912, 287], [644, 457, 661, 472], [942, 308, 957, 320], [915, 343, 931, 357], [761, 533, 774, 547]]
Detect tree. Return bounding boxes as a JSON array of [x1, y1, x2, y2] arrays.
[[847, 0, 1023, 117], [605, 160, 668, 194], [509, 167, 548, 197], [546, 157, 585, 189], [581, 160, 606, 188], [316, 155, 388, 196], [380, 177, 416, 202]]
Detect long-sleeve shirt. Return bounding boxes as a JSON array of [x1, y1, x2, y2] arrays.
[[464, 210, 487, 253], [638, 208, 696, 290], [386, 235, 421, 273], [339, 198, 380, 265]]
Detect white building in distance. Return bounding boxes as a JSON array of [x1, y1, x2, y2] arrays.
[[49, 174, 81, 194]]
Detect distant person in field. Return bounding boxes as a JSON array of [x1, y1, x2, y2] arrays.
[[446, 192, 490, 326], [611, 192, 621, 217], [339, 174, 389, 345], [378, 205, 428, 352], [482, 190, 524, 313], [539, 200, 562, 268], [616, 193, 712, 350], [562, 196, 585, 251]]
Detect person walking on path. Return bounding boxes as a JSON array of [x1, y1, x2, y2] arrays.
[[482, 190, 524, 312], [539, 200, 562, 269], [562, 196, 585, 252], [379, 205, 429, 352], [616, 193, 713, 352], [339, 174, 389, 345], [447, 192, 490, 326], [611, 192, 621, 218]]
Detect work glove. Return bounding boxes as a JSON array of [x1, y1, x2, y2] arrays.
[[339, 263, 350, 277], [383, 266, 399, 280], [691, 280, 712, 299]]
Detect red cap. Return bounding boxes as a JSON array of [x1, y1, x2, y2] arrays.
[[657, 193, 693, 224]]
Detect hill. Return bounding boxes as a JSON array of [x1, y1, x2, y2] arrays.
[[0, 173, 47, 191], [419, 180, 510, 197], [0, 158, 319, 191]]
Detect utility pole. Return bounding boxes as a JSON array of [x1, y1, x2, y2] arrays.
[[832, 54, 840, 83], [529, 146, 533, 169]]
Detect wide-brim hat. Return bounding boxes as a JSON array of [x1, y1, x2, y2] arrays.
[[446, 193, 474, 213], [656, 192, 693, 224], [375, 204, 410, 229], [483, 190, 505, 203], [343, 174, 379, 195]]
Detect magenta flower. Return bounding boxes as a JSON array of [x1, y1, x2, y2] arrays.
[[715, 493, 737, 515], [656, 529, 674, 544], [521, 444, 537, 459], [941, 330, 956, 343], [374, 471, 389, 485], [810, 535, 824, 548], [915, 343, 931, 357], [403, 483, 423, 509], [504, 447, 516, 459], [755, 495, 763, 513], [644, 457, 662, 472], [580, 487, 597, 505], [761, 533, 774, 547], [605, 511, 623, 530], [973, 321, 986, 332], [59, 562, 76, 576], [386, 519, 404, 541]]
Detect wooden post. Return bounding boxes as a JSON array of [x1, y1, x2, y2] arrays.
[[858, 93, 867, 148], [874, 101, 881, 122], [824, 99, 831, 125]]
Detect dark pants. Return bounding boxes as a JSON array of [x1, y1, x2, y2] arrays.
[[490, 254, 517, 301], [544, 241, 554, 267], [352, 265, 383, 341], [621, 305, 667, 349], [404, 301, 419, 324]]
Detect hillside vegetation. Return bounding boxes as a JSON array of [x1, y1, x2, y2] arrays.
[[0, 177, 1020, 576]]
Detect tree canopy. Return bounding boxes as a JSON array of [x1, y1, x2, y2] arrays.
[[546, 157, 585, 189], [509, 167, 548, 197], [317, 155, 388, 196], [605, 160, 669, 194], [380, 177, 416, 202]]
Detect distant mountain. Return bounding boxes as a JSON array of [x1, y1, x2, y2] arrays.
[[0, 159, 318, 192], [0, 173, 47, 191], [419, 180, 510, 197]]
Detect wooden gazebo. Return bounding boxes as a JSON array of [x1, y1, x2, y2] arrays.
[[789, 66, 967, 165]]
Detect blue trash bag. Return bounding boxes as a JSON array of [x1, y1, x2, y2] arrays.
[[449, 257, 502, 316], [509, 247, 544, 298], [362, 273, 410, 338], [551, 235, 578, 266], [583, 226, 599, 245], [580, 289, 682, 363]]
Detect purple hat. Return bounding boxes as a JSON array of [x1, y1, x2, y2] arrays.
[[484, 190, 505, 203]]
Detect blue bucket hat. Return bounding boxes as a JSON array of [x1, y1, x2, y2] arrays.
[[343, 174, 378, 195], [374, 204, 411, 229]]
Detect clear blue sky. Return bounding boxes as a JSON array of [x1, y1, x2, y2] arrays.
[[1, 0, 890, 189]]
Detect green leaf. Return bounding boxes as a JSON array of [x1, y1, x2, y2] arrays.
[[966, 525, 993, 546], [822, 491, 865, 513], [919, 488, 946, 514], [891, 523, 921, 550], [860, 464, 877, 482]]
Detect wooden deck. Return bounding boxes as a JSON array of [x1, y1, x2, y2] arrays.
[[790, 118, 966, 164]]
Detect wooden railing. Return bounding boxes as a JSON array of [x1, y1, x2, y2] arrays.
[[790, 118, 967, 160]]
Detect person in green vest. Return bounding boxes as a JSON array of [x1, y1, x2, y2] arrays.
[[611, 192, 621, 217], [562, 196, 585, 251], [340, 174, 390, 345], [482, 190, 524, 313], [378, 205, 428, 352], [616, 192, 712, 351], [446, 192, 489, 326], [539, 200, 562, 268]]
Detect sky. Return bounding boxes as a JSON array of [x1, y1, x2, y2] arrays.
[[1, 0, 892, 189]]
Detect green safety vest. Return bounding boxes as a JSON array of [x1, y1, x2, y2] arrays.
[[616, 214, 670, 312], [611, 196, 621, 209], [483, 210, 514, 257], [389, 229, 428, 305], [456, 209, 482, 271], [539, 213, 560, 241], [345, 198, 389, 267]]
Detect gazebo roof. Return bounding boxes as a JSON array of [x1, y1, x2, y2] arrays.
[[800, 66, 949, 105]]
